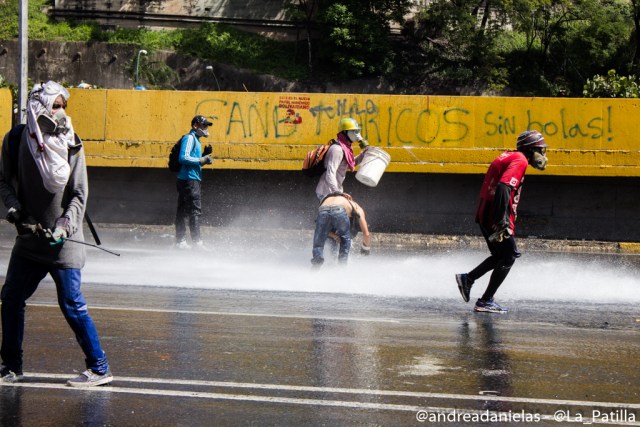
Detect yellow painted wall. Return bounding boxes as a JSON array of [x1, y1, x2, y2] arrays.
[[0, 90, 12, 138], [2, 88, 640, 176]]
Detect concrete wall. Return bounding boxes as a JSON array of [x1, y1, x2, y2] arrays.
[[0, 90, 10, 132], [2, 87, 640, 242], [1, 88, 636, 177], [0, 40, 139, 90], [0, 40, 384, 95], [85, 167, 640, 242]]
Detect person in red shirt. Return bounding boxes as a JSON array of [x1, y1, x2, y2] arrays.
[[456, 130, 548, 313]]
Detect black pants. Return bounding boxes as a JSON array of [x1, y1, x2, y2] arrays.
[[175, 179, 202, 243], [468, 224, 521, 301]]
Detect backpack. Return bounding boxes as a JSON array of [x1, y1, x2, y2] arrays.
[[5, 124, 102, 244], [302, 140, 336, 177], [7, 124, 81, 167], [168, 137, 183, 172]]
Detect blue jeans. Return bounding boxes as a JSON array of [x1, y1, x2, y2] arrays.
[[0, 253, 109, 375], [311, 206, 351, 265]]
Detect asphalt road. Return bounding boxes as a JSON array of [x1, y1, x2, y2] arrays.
[[0, 224, 638, 426]]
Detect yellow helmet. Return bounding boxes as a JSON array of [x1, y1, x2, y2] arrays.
[[338, 118, 360, 132]]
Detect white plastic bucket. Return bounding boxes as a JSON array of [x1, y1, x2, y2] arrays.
[[356, 147, 391, 187]]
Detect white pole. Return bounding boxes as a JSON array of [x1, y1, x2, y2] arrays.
[[18, 0, 28, 124]]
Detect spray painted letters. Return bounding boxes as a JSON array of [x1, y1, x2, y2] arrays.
[[195, 95, 615, 147]]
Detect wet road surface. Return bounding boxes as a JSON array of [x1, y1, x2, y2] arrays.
[[0, 224, 639, 426]]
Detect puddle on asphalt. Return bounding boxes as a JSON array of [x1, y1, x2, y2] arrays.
[[398, 355, 447, 376]]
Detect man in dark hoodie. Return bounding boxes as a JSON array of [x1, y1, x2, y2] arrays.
[[0, 81, 112, 387]]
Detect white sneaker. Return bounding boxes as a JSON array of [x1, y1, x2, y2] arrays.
[[0, 365, 23, 383], [193, 240, 211, 251], [175, 240, 191, 249], [66, 369, 113, 387]]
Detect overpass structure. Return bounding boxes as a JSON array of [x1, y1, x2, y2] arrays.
[[52, 0, 301, 36]]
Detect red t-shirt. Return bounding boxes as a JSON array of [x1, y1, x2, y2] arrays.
[[475, 151, 528, 232]]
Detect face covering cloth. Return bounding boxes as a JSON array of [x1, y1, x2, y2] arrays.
[[26, 81, 76, 194], [336, 132, 356, 171]]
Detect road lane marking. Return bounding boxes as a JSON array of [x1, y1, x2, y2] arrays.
[[27, 302, 401, 323], [24, 372, 640, 410], [5, 381, 640, 426]]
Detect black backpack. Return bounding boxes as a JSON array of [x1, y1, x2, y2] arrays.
[[168, 137, 183, 172]]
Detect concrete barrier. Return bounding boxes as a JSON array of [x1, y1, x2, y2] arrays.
[[2, 89, 640, 242], [2, 88, 638, 176], [0, 90, 11, 133]]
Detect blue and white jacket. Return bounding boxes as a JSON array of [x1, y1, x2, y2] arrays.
[[177, 130, 203, 181]]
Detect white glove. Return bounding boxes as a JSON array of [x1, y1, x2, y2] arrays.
[[50, 216, 70, 245]]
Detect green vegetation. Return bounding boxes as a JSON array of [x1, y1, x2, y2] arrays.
[[175, 23, 306, 80], [0, 0, 306, 81], [583, 69, 640, 98], [315, 0, 411, 79], [1, 0, 639, 96]]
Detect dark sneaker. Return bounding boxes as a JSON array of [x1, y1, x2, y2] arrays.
[[66, 370, 113, 387], [0, 365, 23, 383], [456, 273, 473, 302], [474, 298, 508, 314]]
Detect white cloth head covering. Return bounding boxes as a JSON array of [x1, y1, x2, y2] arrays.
[[26, 81, 76, 194]]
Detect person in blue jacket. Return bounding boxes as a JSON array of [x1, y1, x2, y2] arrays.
[[175, 115, 213, 249]]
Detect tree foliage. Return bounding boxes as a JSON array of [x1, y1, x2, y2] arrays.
[[283, 0, 412, 80], [583, 69, 640, 97], [315, 0, 411, 79], [396, 0, 509, 92], [1, 0, 639, 96]]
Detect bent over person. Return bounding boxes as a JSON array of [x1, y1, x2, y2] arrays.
[[0, 81, 112, 386], [455, 130, 549, 313], [311, 193, 371, 267]]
